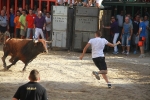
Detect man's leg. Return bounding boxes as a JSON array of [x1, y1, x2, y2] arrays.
[[121, 34, 126, 53], [113, 33, 119, 53], [39, 29, 45, 39], [26, 28, 31, 39]]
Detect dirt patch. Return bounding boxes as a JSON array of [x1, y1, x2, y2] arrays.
[[0, 45, 150, 100]]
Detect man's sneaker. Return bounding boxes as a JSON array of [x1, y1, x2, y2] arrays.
[[122, 51, 126, 54], [133, 51, 137, 54], [139, 54, 145, 58], [92, 71, 100, 80], [113, 51, 118, 54], [108, 83, 111, 88], [126, 52, 129, 55]]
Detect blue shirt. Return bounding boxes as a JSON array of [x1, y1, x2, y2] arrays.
[[123, 22, 133, 34], [139, 22, 146, 37], [10, 13, 15, 27]]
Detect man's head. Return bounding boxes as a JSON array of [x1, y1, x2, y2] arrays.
[[38, 11, 42, 17], [19, 7, 22, 12], [111, 16, 115, 22], [43, 8, 47, 14], [16, 10, 20, 16], [29, 69, 40, 82], [95, 31, 102, 37], [125, 16, 130, 23], [140, 17, 144, 22], [22, 9, 26, 15], [126, 14, 131, 19], [10, 8, 13, 13], [1, 10, 5, 16], [46, 12, 50, 18], [120, 10, 123, 16], [135, 15, 140, 22], [29, 9, 33, 15], [144, 15, 148, 21]]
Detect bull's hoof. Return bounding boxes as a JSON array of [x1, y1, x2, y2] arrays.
[[9, 59, 13, 63]]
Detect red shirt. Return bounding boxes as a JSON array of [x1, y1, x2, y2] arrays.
[[26, 14, 36, 28]]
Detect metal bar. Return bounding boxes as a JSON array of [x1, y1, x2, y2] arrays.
[[6, 0, 9, 17], [0, 0, 1, 10], [15, 0, 18, 15], [141, 6, 142, 16], [39, 0, 41, 11], [47, 1, 50, 12], [132, 6, 134, 18], [23, 0, 25, 9], [31, 0, 33, 9]]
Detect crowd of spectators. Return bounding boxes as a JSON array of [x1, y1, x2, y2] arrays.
[[0, 6, 51, 44], [103, 10, 149, 57]]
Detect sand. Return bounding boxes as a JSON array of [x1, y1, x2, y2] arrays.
[[0, 45, 150, 100]]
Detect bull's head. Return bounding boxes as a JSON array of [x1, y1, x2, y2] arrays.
[[35, 39, 48, 53]]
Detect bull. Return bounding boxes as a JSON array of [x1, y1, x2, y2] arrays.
[[1, 38, 50, 71]]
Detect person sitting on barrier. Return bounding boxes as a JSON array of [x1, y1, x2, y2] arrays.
[[12, 69, 48, 100], [80, 30, 121, 88]]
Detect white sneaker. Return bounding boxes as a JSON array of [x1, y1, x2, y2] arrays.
[[139, 54, 145, 58]]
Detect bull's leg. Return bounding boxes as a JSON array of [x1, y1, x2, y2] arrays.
[[22, 63, 28, 71], [6, 58, 19, 70], [9, 56, 14, 63], [1, 51, 9, 68]]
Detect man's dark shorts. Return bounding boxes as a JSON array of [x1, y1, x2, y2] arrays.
[[0, 26, 7, 33], [92, 57, 107, 70]]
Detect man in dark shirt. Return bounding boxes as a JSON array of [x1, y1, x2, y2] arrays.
[[132, 15, 140, 54], [34, 11, 46, 42], [12, 69, 48, 100], [103, 16, 119, 54]]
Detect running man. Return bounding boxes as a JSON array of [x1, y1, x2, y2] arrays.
[[80, 31, 121, 88]]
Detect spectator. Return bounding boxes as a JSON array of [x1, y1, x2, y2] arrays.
[[34, 11, 46, 42], [42, 8, 47, 17], [12, 69, 48, 100], [18, 7, 22, 12], [0, 10, 9, 44], [25, 4, 29, 14], [116, 11, 124, 41], [126, 14, 133, 24], [103, 16, 119, 54], [121, 16, 133, 55], [33, 5, 38, 14], [144, 15, 149, 51], [9, 8, 15, 38], [132, 15, 140, 54], [3, 6, 7, 15], [19, 9, 26, 39], [138, 17, 146, 58], [26, 9, 36, 39], [14, 10, 21, 38], [45, 12, 51, 40]]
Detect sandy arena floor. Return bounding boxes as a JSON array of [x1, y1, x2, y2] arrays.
[[0, 45, 150, 100]]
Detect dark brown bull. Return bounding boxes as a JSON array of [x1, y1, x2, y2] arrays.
[[1, 38, 48, 71]]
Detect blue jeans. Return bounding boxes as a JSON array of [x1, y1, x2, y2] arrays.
[[26, 28, 35, 39], [122, 33, 131, 46]]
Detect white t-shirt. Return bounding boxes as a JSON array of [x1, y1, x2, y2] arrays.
[[45, 16, 51, 31], [116, 15, 123, 27], [88, 37, 108, 58]]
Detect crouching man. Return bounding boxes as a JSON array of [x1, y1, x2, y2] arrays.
[[12, 69, 48, 100]]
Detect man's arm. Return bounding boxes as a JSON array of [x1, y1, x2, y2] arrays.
[[12, 98, 18, 100], [42, 89, 48, 100], [80, 43, 91, 60], [107, 41, 121, 47]]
